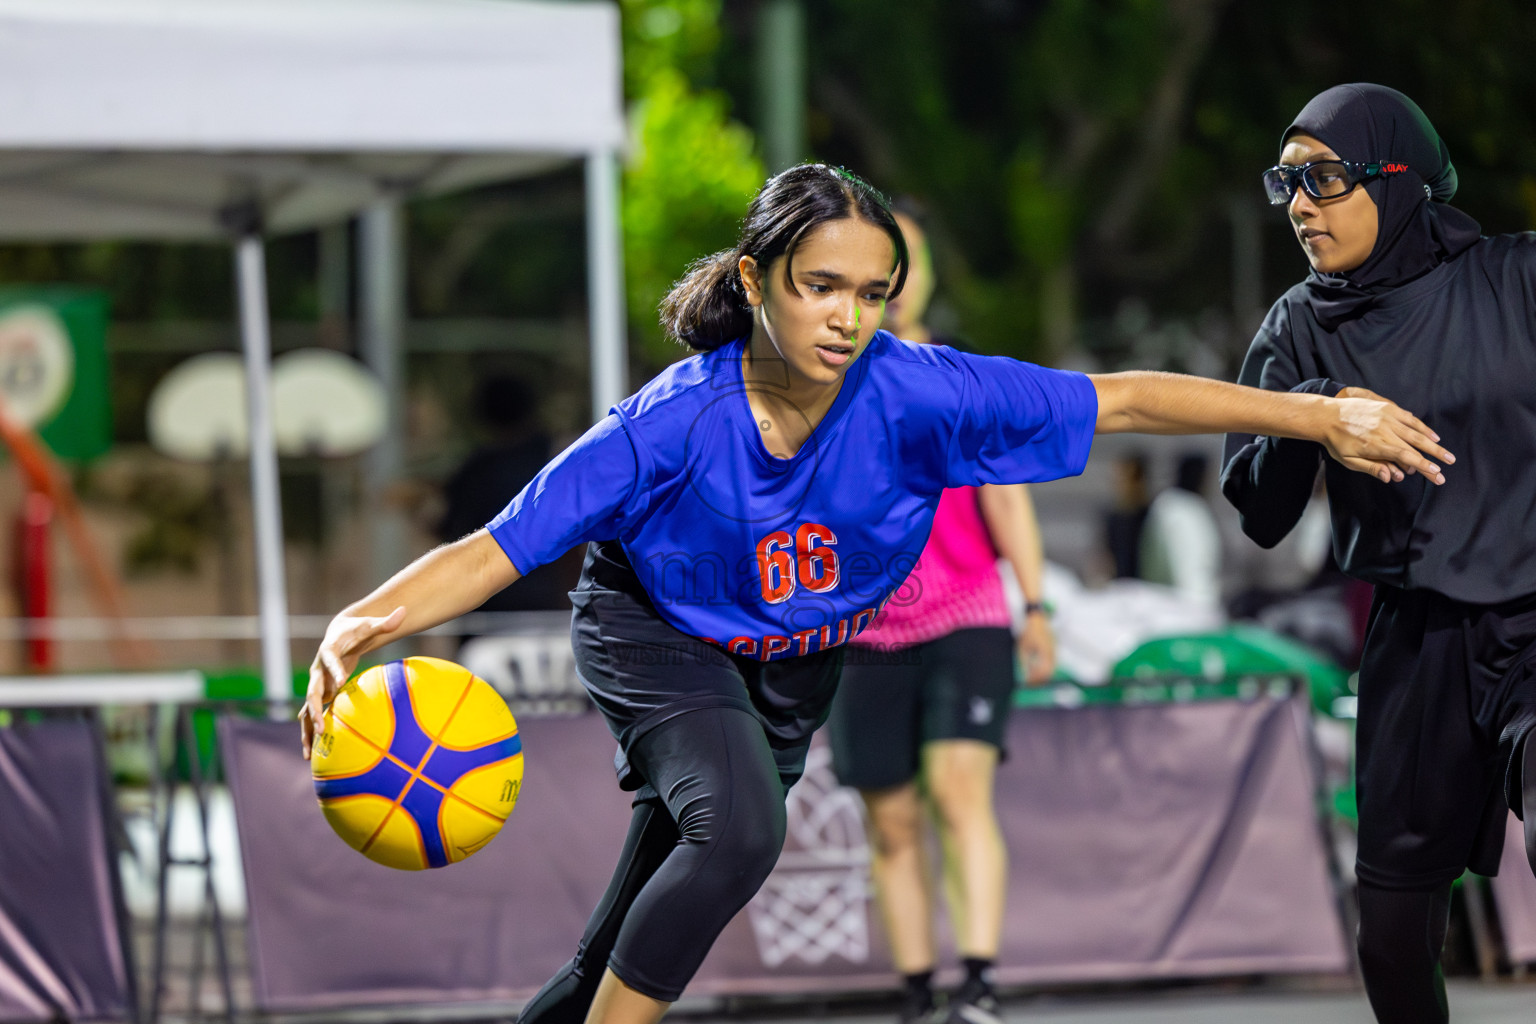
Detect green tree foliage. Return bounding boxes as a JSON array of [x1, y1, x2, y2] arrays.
[[804, 0, 1243, 359], [804, 0, 1536, 365], [620, 0, 763, 367]]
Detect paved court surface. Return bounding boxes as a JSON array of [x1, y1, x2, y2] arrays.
[[675, 981, 1535, 1024], [993, 981, 1533, 1023]]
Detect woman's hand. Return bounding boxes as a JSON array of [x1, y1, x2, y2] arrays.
[[1018, 611, 1056, 687], [299, 606, 406, 759], [1323, 388, 1454, 485]]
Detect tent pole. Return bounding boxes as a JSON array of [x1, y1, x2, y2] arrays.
[[585, 149, 626, 422], [359, 201, 408, 588], [235, 235, 293, 705], [756, 0, 806, 173]]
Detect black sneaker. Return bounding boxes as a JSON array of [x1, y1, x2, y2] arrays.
[[944, 982, 1002, 1024], [898, 991, 940, 1024]]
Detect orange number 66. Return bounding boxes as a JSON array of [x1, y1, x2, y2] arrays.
[[756, 523, 840, 604]]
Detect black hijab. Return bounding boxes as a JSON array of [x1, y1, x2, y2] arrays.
[[1286, 83, 1482, 329]]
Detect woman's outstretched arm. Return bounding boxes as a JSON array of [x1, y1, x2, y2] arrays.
[[300, 528, 519, 757], [1091, 371, 1453, 486]]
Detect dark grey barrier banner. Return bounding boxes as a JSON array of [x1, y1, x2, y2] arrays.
[[1492, 812, 1536, 964], [221, 715, 632, 1012], [690, 692, 1350, 992], [0, 719, 135, 1023], [226, 693, 1348, 1009]]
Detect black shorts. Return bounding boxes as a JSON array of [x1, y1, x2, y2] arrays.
[[569, 541, 845, 799], [824, 627, 1016, 791], [1355, 586, 1536, 889]]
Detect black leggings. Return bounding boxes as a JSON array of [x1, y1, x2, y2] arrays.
[[1356, 882, 1452, 1024], [1356, 734, 1536, 1024], [518, 706, 788, 1017]]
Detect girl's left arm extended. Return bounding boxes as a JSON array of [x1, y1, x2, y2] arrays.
[[1090, 371, 1454, 486]]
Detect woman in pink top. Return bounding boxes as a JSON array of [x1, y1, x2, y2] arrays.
[[826, 205, 1053, 1024]]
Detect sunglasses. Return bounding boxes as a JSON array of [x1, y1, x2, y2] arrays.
[[1261, 160, 1408, 206]]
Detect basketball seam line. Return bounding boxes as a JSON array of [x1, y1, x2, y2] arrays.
[[329, 714, 516, 821], [427, 669, 487, 859], [350, 673, 490, 860]]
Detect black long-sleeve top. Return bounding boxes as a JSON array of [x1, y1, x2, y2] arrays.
[[1221, 233, 1536, 604]]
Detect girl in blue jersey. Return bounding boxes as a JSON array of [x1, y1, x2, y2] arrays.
[[300, 164, 1450, 1024]]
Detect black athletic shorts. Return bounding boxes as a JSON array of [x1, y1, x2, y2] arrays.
[[569, 541, 845, 799], [1355, 585, 1536, 889], [824, 627, 1016, 791]]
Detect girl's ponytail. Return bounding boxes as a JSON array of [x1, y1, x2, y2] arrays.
[[659, 250, 752, 351]]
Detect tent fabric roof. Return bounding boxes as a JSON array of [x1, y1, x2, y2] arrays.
[[0, 0, 623, 239]]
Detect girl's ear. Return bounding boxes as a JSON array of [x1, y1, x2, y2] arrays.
[[739, 255, 763, 307]]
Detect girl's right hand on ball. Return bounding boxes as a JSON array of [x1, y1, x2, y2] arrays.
[[300, 606, 406, 759]]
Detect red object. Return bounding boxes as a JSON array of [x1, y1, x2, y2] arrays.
[[0, 390, 147, 667], [14, 488, 54, 671]]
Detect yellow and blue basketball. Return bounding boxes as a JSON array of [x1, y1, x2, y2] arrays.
[[310, 656, 523, 870]]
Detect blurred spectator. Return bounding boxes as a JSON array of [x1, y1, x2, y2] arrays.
[[1140, 452, 1222, 607], [437, 372, 569, 612], [827, 202, 1052, 1024], [1101, 451, 1149, 579]]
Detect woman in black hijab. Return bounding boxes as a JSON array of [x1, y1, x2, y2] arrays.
[[1222, 83, 1536, 1024]]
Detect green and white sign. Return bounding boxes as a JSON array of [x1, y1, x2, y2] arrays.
[[0, 287, 111, 460]]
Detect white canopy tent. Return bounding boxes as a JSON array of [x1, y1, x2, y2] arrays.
[[0, 0, 626, 700]]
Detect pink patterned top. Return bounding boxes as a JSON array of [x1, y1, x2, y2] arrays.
[[852, 486, 1012, 649]]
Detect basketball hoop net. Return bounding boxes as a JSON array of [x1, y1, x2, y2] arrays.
[[744, 743, 872, 968]]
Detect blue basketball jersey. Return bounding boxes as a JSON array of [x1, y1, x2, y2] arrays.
[[488, 330, 1096, 660]]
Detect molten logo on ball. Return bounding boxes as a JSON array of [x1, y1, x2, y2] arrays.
[[311, 656, 523, 870]]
